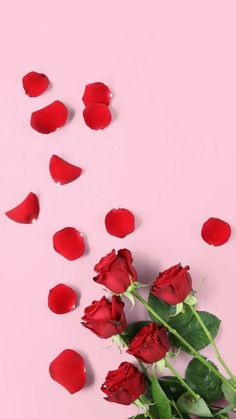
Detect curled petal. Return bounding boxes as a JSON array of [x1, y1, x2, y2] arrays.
[[53, 227, 85, 260], [49, 155, 82, 185], [82, 82, 112, 106], [22, 71, 49, 97], [5, 192, 39, 224], [105, 208, 135, 238], [201, 217, 231, 246], [48, 284, 78, 314], [30, 100, 68, 134], [49, 349, 86, 394], [83, 103, 112, 130]]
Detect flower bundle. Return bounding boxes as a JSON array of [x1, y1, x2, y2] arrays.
[[82, 249, 236, 419]]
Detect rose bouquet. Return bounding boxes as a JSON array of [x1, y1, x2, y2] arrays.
[[82, 249, 236, 419]]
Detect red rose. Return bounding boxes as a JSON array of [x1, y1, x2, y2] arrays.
[[126, 322, 170, 363], [93, 249, 137, 294], [101, 362, 146, 405], [81, 295, 127, 339], [151, 263, 192, 304]]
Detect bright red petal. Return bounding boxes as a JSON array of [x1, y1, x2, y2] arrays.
[[83, 103, 112, 130], [105, 208, 135, 238], [82, 82, 112, 106], [22, 71, 49, 97], [201, 217, 231, 246], [49, 155, 82, 185], [49, 349, 86, 394], [30, 100, 68, 134], [5, 192, 39, 224], [53, 227, 85, 260], [48, 284, 78, 314]]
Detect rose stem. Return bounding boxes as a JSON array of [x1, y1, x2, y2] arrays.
[[131, 289, 236, 393], [133, 398, 155, 419], [170, 400, 184, 419], [164, 359, 199, 401], [188, 305, 236, 384]]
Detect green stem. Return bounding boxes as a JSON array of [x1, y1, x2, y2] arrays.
[[216, 403, 236, 415], [165, 359, 199, 401], [170, 400, 184, 419], [133, 398, 154, 418], [189, 305, 236, 384], [132, 289, 236, 394]]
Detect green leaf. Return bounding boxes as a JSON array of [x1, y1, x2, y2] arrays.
[[151, 375, 171, 419], [185, 358, 222, 403], [159, 376, 186, 401], [222, 379, 236, 406], [122, 321, 151, 344], [177, 393, 213, 417], [168, 307, 221, 351], [148, 293, 176, 324]]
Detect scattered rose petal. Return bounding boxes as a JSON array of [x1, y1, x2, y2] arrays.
[[82, 82, 112, 106], [49, 349, 86, 394], [49, 155, 82, 185], [105, 208, 135, 238], [83, 103, 111, 130], [5, 192, 39, 224], [22, 71, 49, 97], [30, 100, 68, 134], [201, 217, 231, 246], [48, 284, 78, 314], [53, 227, 85, 260]]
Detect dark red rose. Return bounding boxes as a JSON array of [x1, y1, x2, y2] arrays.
[[101, 362, 146, 405], [151, 263, 192, 304], [127, 322, 170, 363], [81, 295, 127, 339], [93, 249, 137, 294]]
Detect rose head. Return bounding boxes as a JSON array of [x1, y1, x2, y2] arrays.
[[101, 362, 146, 405], [127, 322, 170, 363], [81, 295, 127, 339], [151, 263, 192, 304], [93, 249, 137, 294]]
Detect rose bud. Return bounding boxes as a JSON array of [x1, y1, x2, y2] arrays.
[[101, 362, 146, 405], [81, 295, 127, 339], [151, 263, 192, 304], [126, 322, 170, 363], [93, 249, 137, 294]]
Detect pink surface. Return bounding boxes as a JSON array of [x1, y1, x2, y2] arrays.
[[1, 1, 236, 418]]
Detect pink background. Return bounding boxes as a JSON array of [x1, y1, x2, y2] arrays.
[[1, 1, 236, 418]]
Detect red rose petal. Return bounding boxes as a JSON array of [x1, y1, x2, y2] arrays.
[[30, 100, 68, 134], [105, 208, 135, 238], [48, 284, 78, 314], [201, 217, 231, 246], [49, 349, 86, 394], [82, 82, 112, 106], [5, 192, 39, 224], [83, 103, 112, 130], [22, 71, 49, 97], [49, 155, 82, 185], [53, 227, 85, 260]]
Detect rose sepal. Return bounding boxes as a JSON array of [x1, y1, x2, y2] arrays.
[[169, 302, 184, 317], [184, 293, 198, 306], [152, 358, 166, 373]]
